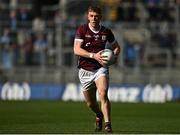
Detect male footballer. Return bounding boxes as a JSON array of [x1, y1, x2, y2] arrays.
[[73, 6, 120, 133]]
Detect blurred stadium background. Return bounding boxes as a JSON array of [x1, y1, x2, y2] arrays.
[[1, 0, 180, 134], [0, 0, 180, 102]]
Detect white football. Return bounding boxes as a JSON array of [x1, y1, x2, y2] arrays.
[[101, 49, 115, 66]]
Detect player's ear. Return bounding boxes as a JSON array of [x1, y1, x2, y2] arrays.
[[99, 14, 102, 19], [86, 12, 90, 22], [99, 14, 103, 20]]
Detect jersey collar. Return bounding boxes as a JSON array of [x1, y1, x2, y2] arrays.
[[88, 23, 101, 34]]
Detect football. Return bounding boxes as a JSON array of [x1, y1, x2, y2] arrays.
[[101, 49, 115, 66]]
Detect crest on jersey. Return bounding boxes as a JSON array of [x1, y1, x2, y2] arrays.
[[102, 35, 106, 40]]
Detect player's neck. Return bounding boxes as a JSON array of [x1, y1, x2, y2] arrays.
[[88, 23, 101, 33]]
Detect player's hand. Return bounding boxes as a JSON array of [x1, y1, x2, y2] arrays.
[[94, 51, 108, 66]]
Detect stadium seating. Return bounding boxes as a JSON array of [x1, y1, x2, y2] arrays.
[[0, 0, 179, 84]]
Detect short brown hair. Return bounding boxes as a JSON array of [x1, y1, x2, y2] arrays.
[[88, 6, 102, 14]]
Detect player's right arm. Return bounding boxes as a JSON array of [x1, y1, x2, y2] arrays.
[[73, 39, 104, 65], [73, 39, 92, 58]]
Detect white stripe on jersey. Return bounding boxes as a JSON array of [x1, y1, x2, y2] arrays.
[[75, 39, 84, 42]]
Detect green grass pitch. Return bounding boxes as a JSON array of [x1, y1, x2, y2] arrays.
[[0, 101, 180, 134]]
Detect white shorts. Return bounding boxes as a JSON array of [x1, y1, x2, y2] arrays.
[[78, 67, 109, 91]]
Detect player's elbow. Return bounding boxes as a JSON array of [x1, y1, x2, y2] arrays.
[[117, 45, 121, 54], [73, 47, 79, 56]]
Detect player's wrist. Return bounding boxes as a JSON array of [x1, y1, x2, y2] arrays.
[[89, 53, 94, 59]]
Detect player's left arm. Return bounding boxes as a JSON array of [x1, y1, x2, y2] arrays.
[[112, 41, 121, 63], [107, 29, 121, 63]]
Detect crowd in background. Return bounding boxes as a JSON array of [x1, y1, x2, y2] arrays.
[[0, 0, 179, 70]]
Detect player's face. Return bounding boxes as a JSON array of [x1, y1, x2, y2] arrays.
[[88, 11, 101, 28]]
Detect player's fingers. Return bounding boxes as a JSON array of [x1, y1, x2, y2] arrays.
[[101, 59, 109, 65], [101, 57, 108, 61], [99, 50, 104, 54], [98, 59, 105, 66], [101, 55, 108, 58]]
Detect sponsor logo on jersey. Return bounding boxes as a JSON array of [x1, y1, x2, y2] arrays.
[[85, 42, 91, 47], [85, 34, 91, 38]]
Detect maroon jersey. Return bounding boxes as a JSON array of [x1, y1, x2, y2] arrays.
[[74, 24, 116, 71]]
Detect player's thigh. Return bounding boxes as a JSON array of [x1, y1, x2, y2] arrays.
[[95, 75, 109, 96], [83, 88, 97, 104]]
